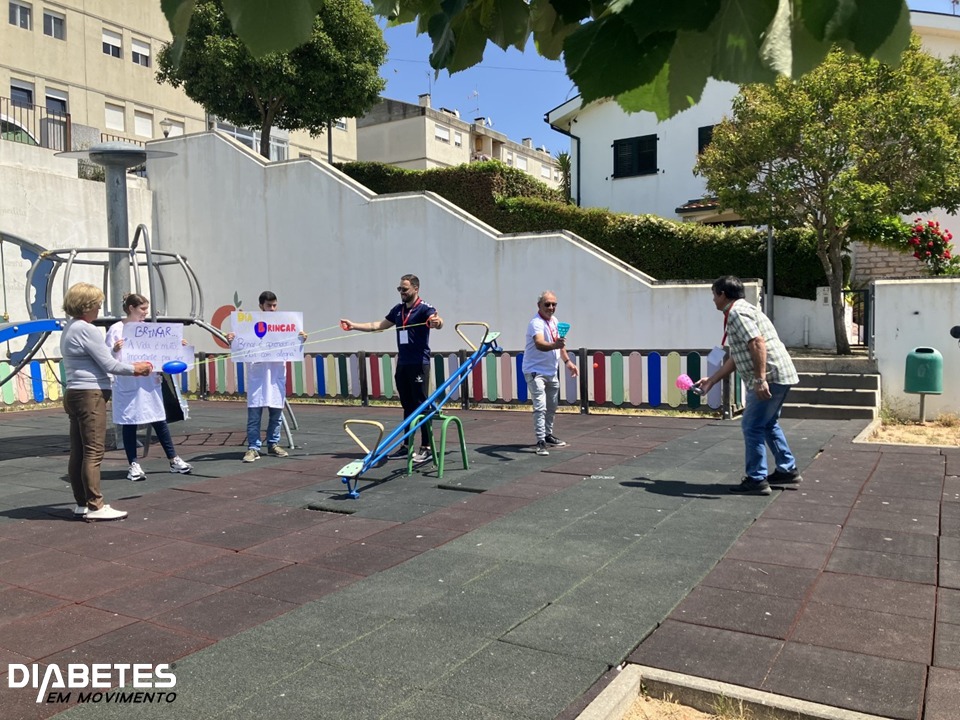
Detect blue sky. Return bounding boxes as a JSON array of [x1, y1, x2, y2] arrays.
[[379, 21, 575, 155], [377, 1, 957, 157]]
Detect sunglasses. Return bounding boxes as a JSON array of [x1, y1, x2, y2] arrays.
[[397, 286, 413, 292], [542, 302, 557, 308]]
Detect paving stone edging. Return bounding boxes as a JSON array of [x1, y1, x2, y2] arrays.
[[577, 664, 895, 720]]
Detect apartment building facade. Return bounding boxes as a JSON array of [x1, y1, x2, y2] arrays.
[[357, 94, 562, 189], [1, 0, 357, 160]]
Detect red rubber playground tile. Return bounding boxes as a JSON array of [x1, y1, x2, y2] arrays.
[[150, 589, 297, 640], [363, 523, 464, 553], [791, 601, 933, 664], [0, 586, 70, 627], [83, 575, 224, 619], [307, 542, 419, 576], [114, 540, 233, 572], [809, 572, 936, 619], [233, 563, 359, 604], [26, 562, 158, 603], [39, 620, 210, 668], [629, 620, 783, 689], [0, 605, 137, 660], [173, 553, 292, 588], [669, 585, 802, 640]]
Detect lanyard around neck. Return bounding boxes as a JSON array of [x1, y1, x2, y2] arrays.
[[400, 297, 421, 328], [538, 312, 557, 342], [721, 301, 734, 345]]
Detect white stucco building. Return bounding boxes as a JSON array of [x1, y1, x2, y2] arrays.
[[545, 10, 960, 223]]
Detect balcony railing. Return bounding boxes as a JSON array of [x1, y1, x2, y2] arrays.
[[0, 96, 71, 152]]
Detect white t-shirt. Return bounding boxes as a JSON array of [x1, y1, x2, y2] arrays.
[[522, 314, 560, 376]]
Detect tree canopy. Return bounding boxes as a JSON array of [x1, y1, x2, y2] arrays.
[[156, 0, 386, 158], [695, 37, 960, 354], [161, 0, 912, 121]]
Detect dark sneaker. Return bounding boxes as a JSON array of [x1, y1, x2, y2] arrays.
[[544, 434, 567, 447], [535, 440, 549, 456], [729, 477, 772, 495], [767, 467, 802, 484], [391, 446, 410, 459]]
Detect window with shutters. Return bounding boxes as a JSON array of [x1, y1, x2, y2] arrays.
[[102, 28, 122, 58], [612, 134, 657, 178], [43, 9, 64, 39]]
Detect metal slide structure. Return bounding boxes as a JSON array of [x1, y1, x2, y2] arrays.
[[338, 322, 502, 498]]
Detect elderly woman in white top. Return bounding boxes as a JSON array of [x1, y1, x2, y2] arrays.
[[60, 283, 152, 521]]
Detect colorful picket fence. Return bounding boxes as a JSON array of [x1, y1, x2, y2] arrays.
[[0, 349, 741, 413]]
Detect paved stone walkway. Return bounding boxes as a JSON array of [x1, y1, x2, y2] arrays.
[[0, 402, 955, 719]]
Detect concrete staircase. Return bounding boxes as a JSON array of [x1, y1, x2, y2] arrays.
[[781, 353, 880, 420]]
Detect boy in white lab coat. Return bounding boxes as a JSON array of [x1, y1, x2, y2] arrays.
[[226, 291, 305, 463]]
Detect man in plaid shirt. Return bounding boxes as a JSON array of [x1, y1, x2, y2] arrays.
[[695, 276, 802, 495]]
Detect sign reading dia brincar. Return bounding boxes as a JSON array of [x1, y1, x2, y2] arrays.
[[229, 311, 304, 363], [8, 663, 177, 705]]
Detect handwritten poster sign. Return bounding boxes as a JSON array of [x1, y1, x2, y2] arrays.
[[230, 311, 304, 363], [120, 323, 184, 366]]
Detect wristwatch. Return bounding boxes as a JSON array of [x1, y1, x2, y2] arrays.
[[754, 377, 767, 388]]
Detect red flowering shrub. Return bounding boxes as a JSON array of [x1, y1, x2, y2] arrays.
[[907, 218, 957, 275]]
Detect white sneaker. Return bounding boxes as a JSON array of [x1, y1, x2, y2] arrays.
[[73, 505, 88, 518], [85, 505, 127, 522], [169, 457, 193, 474], [127, 462, 147, 482], [411, 447, 432, 464]]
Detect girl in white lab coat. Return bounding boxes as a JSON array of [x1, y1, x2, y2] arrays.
[[106, 294, 193, 481]]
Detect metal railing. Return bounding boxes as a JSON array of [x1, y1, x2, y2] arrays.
[[100, 134, 147, 175], [0, 96, 71, 151]]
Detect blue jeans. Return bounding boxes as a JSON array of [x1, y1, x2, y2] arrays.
[[740, 382, 796, 482], [122, 422, 176, 464], [247, 406, 283, 450]]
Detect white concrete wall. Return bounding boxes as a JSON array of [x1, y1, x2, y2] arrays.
[[872, 279, 960, 418], [570, 80, 737, 217], [772, 290, 854, 350], [0, 140, 153, 350], [561, 12, 960, 238], [145, 132, 760, 355]]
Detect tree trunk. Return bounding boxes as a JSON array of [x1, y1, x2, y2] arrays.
[[815, 234, 852, 355], [259, 127, 271, 159]]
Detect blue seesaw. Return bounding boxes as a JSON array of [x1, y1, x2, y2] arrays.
[[337, 322, 502, 498]]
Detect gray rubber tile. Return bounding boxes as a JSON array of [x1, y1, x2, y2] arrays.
[[321, 619, 489, 688], [501, 601, 662, 665], [763, 642, 926, 719], [428, 639, 608, 720], [382, 691, 526, 720]]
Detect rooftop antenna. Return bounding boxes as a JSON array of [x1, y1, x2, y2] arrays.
[[467, 89, 480, 117]]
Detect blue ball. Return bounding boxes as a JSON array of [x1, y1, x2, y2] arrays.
[[162, 360, 188, 374]]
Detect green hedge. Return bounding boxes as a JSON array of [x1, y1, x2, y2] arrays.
[[336, 161, 827, 299]]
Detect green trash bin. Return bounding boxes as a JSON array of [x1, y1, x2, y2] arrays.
[[904, 347, 943, 395]]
